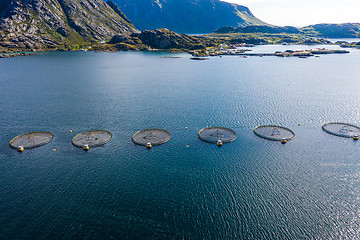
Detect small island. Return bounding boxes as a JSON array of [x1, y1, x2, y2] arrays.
[[191, 45, 350, 58]]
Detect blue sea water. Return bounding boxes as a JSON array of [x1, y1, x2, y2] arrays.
[[1, 45, 360, 239]]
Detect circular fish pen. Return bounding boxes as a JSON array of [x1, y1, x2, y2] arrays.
[[10, 131, 54, 149], [198, 127, 237, 144], [72, 130, 112, 148], [322, 122, 360, 138], [132, 129, 171, 146], [254, 125, 295, 141]]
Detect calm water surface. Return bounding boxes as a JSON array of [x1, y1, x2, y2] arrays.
[[1, 45, 360, 239]]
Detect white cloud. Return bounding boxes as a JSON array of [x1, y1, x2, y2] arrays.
[[221, 0, 360, 26]]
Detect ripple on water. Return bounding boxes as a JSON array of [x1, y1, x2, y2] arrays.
[[1, 49, 360, 239]]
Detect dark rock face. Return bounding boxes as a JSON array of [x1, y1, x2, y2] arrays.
[[57, 0, 138, 39], [136, 29, 208, 50], [56, 27, 70, 37], [112, 0, 266, 33], [106, 28, 218, 51], [0, 0, 139, 51], [109, 35, 132, 44]]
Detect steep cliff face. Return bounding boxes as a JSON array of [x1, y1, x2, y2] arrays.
[[0, 0, 139, 51], [57, 0, 138, 39], [113, 0, 266, 33]]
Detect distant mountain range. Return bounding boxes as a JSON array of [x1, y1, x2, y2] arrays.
[[112, 0, 266, 33], [303, 23, 360, 38], [215, 23, 360, 38]]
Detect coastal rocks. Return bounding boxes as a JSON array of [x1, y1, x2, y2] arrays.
[[274, 49, 350, 57], [0, 52, 33, 58], [275, 50, 313, 57], [310, 49, 349, 54]]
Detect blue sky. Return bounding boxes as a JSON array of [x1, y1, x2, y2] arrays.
[[223, 0, 360, 27]]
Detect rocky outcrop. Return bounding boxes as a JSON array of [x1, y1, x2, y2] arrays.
[[103, 28, 219, 51], [0, 0, 139, 51], [135, 29, 208, 49], [112, 0, 266, 33]]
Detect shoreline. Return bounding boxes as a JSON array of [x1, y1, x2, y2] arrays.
[[0, 52, 35, 58], [0, 43, 355, 59]]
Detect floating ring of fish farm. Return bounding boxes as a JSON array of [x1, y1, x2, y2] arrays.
[[132, 129, 171, 146], [254, 125, 295, 141], [72, 130, 112, 148], [198, 127, 237, 143], [10, 131, 54, 149], [322, 122, 360, 138]]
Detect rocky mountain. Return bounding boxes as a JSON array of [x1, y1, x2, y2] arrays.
[[0, 0, 139, 51], [112, 0, 266, 33]]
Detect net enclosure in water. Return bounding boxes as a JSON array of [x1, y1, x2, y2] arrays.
[[72, 130, 112, 147], [198, 127, 237, 143], [322, 122, 360, 138], [132, 129, 171, 146], [10, 131, 54, 149], [254, 125, 295, 141]]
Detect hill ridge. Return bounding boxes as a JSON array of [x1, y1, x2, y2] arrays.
[[112, 0, 267, 33], [0, 0, 139, 51]]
